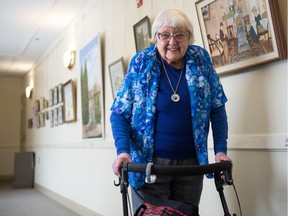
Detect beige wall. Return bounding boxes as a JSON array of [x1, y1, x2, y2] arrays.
[[1, 0, 284, 215], [0, 78, 22, 178]]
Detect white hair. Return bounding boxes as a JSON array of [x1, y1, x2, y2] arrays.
[[150, 8, 195, 44]]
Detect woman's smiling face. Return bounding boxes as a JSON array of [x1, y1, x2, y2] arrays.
[[156, 26, 189, 67]]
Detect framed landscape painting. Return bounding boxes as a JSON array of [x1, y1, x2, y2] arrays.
[[109, 57, 125, 98], [133, 16, 152, 52], [63, 79, 76, 123], [79, 33, 104, 139]]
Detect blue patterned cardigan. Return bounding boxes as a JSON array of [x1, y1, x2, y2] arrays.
[[110, 45, 228, 190]]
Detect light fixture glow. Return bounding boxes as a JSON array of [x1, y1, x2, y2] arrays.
[[63, 50, 76, 69], [25, 86, 32, 98]]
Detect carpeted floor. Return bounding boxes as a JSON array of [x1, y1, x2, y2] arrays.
[[0, 181, 80, 216]]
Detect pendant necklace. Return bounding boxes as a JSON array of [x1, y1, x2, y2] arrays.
[[161, 58, 184, 102]]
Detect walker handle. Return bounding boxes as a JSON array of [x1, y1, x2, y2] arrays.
[[123, 160, 232, 176]]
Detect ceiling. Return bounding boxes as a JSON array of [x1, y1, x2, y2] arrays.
[[0, 0, 91, 77]]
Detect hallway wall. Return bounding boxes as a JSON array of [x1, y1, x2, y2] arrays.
[[18, 0, 287, 215], [0, 77, 22, 179]]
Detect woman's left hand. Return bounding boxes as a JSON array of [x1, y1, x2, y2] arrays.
[[215, 152, 231, 163]]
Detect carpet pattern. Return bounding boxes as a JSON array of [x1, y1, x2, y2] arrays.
[[0, 182, 80, 216]]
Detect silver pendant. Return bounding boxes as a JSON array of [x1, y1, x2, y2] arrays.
[[171, 93, 180, 102]]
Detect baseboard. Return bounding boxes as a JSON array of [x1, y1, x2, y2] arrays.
[[0, 175, 13, 181], [35, 183, 103, 216]]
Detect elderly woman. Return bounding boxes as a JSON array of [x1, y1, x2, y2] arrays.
[[110, 8, 231, 214]]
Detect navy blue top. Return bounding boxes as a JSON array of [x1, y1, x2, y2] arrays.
[[110, 60, 228, 160], [154, 61, 196, 159]]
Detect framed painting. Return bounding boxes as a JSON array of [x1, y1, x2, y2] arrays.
[[63, 79, 76, 123], [58, 105, 64, 125], [79, 33, 104, 139], [53, 86, 58, 105], [196, 0, 287, 75], [35, 100, 40, 113], [109, 57, 125, 98], [49, 110, 54, 127], [49, 89, 53, 107], [58, 84, 63, 103], [133, 16, 152, 52], [53, 108, 58, 126]]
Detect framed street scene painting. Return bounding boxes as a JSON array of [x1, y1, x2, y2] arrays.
[[196, 0, 286, 75]]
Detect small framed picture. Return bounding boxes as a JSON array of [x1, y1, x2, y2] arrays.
[[53, 108, 58, 126], [39, 112, 45, 127], [133, 16, 152, 52], [49, 89, 53, 107], [53, 86, 58, 105], [58, 84, 63, 103], [35, 100, 40, 113], [49, 110, 54, 127], [63, 79, 76, 123], [109, 57, 125, 98], [58, 105, 64, 125]]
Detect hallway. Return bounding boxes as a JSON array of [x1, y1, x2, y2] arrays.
[[0, 181, 79, 216]]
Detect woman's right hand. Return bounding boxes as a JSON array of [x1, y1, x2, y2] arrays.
[[112, 153, 132, 177]]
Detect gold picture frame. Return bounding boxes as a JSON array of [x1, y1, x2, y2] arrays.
[[133, 16, 152, 52], [63, 79, 76, 123], [109, 57, 125, 98], [196, 0, 287, 75]]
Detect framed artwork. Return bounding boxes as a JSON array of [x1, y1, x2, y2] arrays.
[[35, 100, 40, 113], [79, 33, 104, 139], [53, 108, 58, 126], [58, 105, 64, 125], [109, 57, 125, 98], [133, 16, 152, 52], [58, 84, 63, 103], [39, 97, 44, 111], [49, 110, 54, 127], [49, 89, 53, 107], [63, 79, 76, 123], [53, 86, 58, 105], [196, 0, 287, 75], [27, 118, 33, 129], [39, 112, 45, 127], [35, 114, 40, 128], [45, 111, 49, 120]]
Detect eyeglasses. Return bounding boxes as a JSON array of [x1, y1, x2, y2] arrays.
[[156, 32, 189, 42]]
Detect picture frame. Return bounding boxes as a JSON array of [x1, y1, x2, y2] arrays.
[[35, 100, 40, 113], [39, 112, 45, 127], [63, 79, 76, 123], [53, 86, 58, 105], [109, 57, 125, 98], [53, 108, 58, 126], [58, 84, 63, 103], [196, 0, 287, 75], [49, 110, 54, 127], [79, 33, 104, 139], [133, 16, 152, 52], [49, 89, 53, 107], [58, 105, 64, 125]]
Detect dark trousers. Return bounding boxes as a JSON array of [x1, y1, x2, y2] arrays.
[[131, 157, 203, 215]]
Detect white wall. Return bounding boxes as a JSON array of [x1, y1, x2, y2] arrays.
[[21, 0, 287, 215]]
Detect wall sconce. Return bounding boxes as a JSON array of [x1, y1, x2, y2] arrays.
[[63, 50, 76, 69], [25, 86, 33, 98]]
